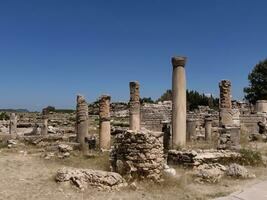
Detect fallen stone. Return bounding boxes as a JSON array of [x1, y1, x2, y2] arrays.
[[58, 144, 73, 153], [55, 167, 127, 190], [226, 163, 255, 179], [194, 163, 226, 183]]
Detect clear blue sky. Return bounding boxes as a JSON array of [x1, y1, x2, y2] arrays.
[[1, 0, 266, 111]]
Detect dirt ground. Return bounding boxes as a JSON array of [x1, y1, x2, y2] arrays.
[[1, 145, 267, 200]]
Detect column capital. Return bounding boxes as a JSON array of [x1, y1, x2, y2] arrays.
[[172, 56, 187, 68]]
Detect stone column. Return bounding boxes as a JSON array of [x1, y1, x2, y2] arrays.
[[256, 100, 267, 113], [204, 116, 213, 141], [41, 108, 48, 135], [186, 118, 196, 142], [76, 95, 89, 152], [129, 81, 140, 131], [9, 113, 17, 135], [99, 95, 111, 150], [172, 56, 187, 147], [219, 80, 233, 127]]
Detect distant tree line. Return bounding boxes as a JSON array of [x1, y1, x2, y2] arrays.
[[156, 89, 219, 111]]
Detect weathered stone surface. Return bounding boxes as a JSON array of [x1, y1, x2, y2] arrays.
[[168, 149, 241, 166], [58, 144, 73, 152], [218, 127, 241, 150], [110, 129, 164, 182], [9, 113, 17, 135], [129, 81, 140, 131], [55, 167, 127, 190], [194, 163, 226, 183], [76, 95, 89, 152], [226, 164, 255, 179], [99, 95, 111, 150], [219, 80, 232, 109]]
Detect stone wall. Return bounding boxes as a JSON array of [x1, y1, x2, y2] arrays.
[[240, 113, 267, 134], [110, 129, 164, 182], [141, 101, 172, 131]]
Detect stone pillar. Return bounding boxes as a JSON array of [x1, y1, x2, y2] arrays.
[[9, 113, 17, 135], [219, 80, 233, 127], [186, 118, 196, 142], [99, 95, 111, 150], [172, 56, 187, 147], [204, 116, 213, 141], [162, 121, 171, 153], [76, 95, 89, 152], [41, 108, 48, 135], [129, 81, 140, 131], [256, 100, 267, 113]]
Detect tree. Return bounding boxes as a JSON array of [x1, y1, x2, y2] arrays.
[[244, 59, 267, 104], [140, 97, 154, 104], [156, 89, 219, 110]]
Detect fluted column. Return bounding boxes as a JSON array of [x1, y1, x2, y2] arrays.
[[172, 56, 187, 147]]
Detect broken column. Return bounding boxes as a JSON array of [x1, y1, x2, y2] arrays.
[[255, 100, 267, 113], [219, 80, 233, 127], [172, 56, 187, 147], [9, 113, 17, 135], [204, 116, 213, 141], [99, 95, 111, 150], [186, 118, 196, 142], [76, 95, 89, 152], [41, 108, 48, 135], [129, 81, 140, 131]]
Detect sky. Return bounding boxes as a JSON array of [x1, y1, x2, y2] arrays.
[[0, 0, 267, 111]]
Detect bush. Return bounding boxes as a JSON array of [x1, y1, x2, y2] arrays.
[[0, 112, 9, 120], [238, 149, 263, 166]]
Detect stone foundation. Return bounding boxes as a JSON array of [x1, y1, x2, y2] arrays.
[[110, 129, 164, 181], [218, 127, 241, 150], [168, 149, 241, 166]]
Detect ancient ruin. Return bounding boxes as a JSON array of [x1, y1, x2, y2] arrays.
[[172, 56, 187, 147], [99, 95, 111, 150], [219, 80, 233, 127], [9, 113, 17, 135], [129, 81, 141, 131], [110, 129, 165, 182], [76, 95, 89, 152]]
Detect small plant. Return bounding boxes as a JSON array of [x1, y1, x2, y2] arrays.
[[238, 148, 263, 166], [0, 112, 9, 120]]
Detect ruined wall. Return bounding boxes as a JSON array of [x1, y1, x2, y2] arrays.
[[141, 101, 172, 131], [110, 129, 164, 182], [240, 113, 267, 134]]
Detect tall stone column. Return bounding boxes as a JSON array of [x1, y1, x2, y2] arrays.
[[186, 118, 196, 142], [9, 113, 17, 135], [99, 95, 111, 150], [41, 108, 48, 135], [129, 81, 140, 131], [76, 95, 89, 152], [172, 56, 187, 147], [219, 80, 233, 127], [204, 116, 213, 141]]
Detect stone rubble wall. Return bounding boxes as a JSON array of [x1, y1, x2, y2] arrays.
[[218, 127, 241, 150], [110, 129, 165, 182]]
